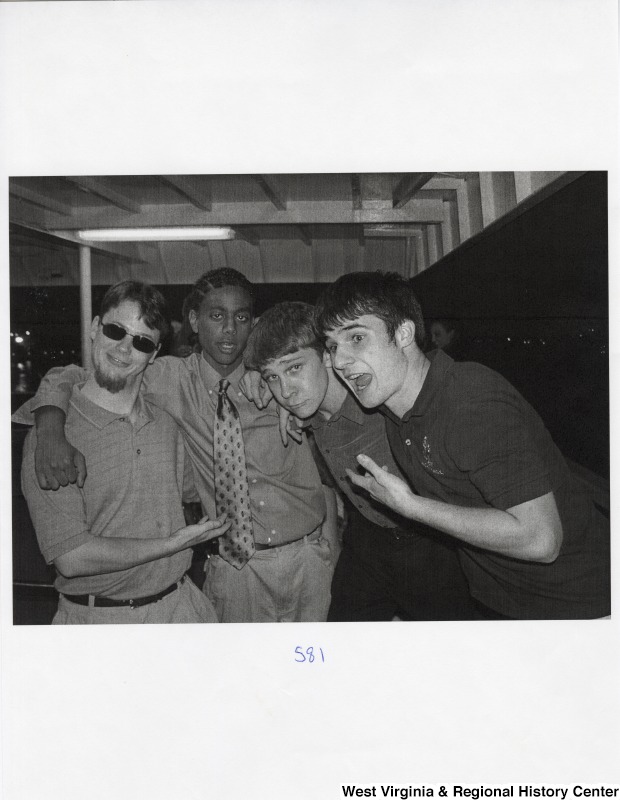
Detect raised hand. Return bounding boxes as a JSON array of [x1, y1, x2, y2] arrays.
[[345, 454, 415, 518]]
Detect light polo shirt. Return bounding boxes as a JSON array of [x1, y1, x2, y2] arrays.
[[382, 349, 610, 619], [29, 355, 326, 547], [17, 386, 190, 599]]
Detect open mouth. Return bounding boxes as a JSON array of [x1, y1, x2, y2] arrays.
[[218, 342, 237, 353], [346, 372, 372, 392]]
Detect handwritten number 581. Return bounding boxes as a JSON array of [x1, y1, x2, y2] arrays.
[[295, 646, 325, 663]]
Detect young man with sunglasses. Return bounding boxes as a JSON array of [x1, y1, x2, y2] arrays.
[[14, 281, 231, 624], [25, 269, 337, 623]]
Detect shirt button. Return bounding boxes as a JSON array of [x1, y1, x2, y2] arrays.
[[405, 439, 411, 446], [252, 479, 257, 484], [271, 529, 276, 535], [136, 449, 141, 455], [325, 448, 330, 454], [259, 500, 265, 507], [208, 390, 213, 395]]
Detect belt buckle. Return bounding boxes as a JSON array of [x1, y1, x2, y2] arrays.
[[129, 598, 136, 610]]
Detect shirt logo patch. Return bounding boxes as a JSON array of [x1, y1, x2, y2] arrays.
[[422, 436, 444, 475]]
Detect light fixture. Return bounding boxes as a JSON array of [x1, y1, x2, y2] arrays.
[[75, 227, 236, 242], [363, 224, 422, 238]]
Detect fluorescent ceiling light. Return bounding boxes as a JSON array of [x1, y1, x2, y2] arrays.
[[364, 224, 422, 238], [76, 227, 235, 242]]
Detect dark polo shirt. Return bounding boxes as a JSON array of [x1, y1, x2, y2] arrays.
[[382, 350, 610, 619], [308, 392, 409, 530]]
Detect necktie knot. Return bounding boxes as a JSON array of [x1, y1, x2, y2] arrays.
[[218, 378, 230, 395]]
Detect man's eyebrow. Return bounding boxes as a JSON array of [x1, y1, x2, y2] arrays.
[[277, 353, 304, 364], [262, 353, 303, 372], [332, 322, 368, 333]]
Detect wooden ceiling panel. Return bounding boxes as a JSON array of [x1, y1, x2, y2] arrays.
[[8, 172, 572, 286]]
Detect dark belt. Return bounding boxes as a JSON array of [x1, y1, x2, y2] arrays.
[[255, 529, 321, 550], [62, 576, 185, 608], [208, 529, 321, 554]]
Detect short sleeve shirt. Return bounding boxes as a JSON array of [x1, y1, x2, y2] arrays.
[[383, 350, 610, 619], [23, 355, 326, 546], [20, 386, 190, 599]]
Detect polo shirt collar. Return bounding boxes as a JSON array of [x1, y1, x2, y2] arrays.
[[309, 389, 367, 431], [382, 349, 454, 424], [70, 384, 155, 430]]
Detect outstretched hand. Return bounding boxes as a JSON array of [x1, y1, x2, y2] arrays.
[[35, 433, 87, 490], [176, 514, 232, 548], [345, 454, 415, 518]]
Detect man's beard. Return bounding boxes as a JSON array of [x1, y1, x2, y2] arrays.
[[93, 364, 127, 393]]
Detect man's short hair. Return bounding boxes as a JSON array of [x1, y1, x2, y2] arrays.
[[244, 302, 323, 372], [183, 268, 255, 319], [315, 271, 426, 347], [99, 280, 169, 339]]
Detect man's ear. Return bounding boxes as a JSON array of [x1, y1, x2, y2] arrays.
[[188, 309, 198, 334], [90, 316, 100, 342], [395, 320, 416, 349], [322, 350, 333, 368]]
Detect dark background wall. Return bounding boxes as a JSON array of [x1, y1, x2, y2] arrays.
[[410, 171, 608, 479]]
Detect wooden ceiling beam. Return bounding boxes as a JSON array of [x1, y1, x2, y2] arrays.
[[252, 175, 287, 210], [351, 175, 362, 210], [9, 184, 72, 216], [296, 225, 312, 246], [159, 176, 212, 211], [392, 173, 435, 208], [46, 199, 446, 229], [65, 177, 142, 213]]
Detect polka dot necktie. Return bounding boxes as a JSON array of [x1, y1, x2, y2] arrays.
[[213, 378, 256, 569]]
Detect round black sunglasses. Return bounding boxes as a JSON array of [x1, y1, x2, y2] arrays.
[[101, 322, 158, 354]]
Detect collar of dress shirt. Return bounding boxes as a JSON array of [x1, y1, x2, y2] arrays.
[[196, 353, 246, 394]]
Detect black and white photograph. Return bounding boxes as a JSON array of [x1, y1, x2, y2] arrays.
[[0, 2, 618, 799], [9, 170, 610, 626]]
